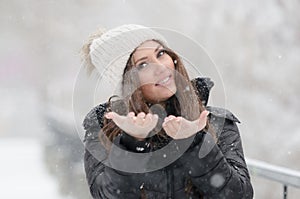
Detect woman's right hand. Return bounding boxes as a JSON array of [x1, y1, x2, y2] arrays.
[[105, 112, 159, 140]]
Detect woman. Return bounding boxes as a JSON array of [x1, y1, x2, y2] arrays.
[[81, 24, 253, 199]]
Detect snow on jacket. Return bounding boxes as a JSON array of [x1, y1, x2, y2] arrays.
[[83, 77, 254, 199]]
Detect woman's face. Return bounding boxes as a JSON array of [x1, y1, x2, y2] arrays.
[[132, 40, 177, 103]]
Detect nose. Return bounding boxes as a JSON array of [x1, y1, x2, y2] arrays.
[[151, 58, 167, 75]]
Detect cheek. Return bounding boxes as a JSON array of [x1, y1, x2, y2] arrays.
[[163, 56, 175, 70], [138, 72, 155, 85]]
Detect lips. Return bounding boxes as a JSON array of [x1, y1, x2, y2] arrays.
[[155, 75, 172, 86]]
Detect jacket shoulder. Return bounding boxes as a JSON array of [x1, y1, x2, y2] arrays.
[[206, 106, 240, 123], [82, 103, 108, 131], [191, 77, 214, 106]]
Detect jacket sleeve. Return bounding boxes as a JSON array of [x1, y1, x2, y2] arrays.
[[83, 104, 144, 199], [182, 111, 253, 199]]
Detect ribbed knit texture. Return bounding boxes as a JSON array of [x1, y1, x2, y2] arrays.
[[89, 24, 168, 87]]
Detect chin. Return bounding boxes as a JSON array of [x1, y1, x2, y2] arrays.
[[142, 85, 177, 102], [158, 88, 177, 102]]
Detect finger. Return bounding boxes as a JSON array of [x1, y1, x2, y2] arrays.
[[197, 110, 210, 130], [175, 116, 183, 122], [168, 115, 176, 119], [127, 112, 135, 117], [164, 115, 176, 122], [104, 112, 114, 119], [145, 113, 158, 128], [145, 113, 152, 121], [162, 116, 174, 126], [163, 119, 178, 138], [152, 114, 159, 124], [137, 112, 146, 118], [168, 119, 181, 138], [105, 112, 120, 120], [162, 122, 175, 137], [169, 117, 181, 131], [127, 112, 135, 123], [199, 110, 209, 121], [136, 112, 146, 125], [144, 113, 153, 124]]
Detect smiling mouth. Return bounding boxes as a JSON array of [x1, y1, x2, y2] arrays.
[[155, 75, 171, 86]]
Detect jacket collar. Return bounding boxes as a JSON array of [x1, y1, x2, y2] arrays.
[[191, 77, 214, 106]]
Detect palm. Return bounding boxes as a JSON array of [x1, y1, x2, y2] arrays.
[[162, 111, 209, 139], [105, 112, 159, 139]]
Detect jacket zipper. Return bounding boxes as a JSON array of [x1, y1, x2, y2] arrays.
[[166, 167, 174, 199]]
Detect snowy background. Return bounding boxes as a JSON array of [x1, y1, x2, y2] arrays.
[[1, 0, 299, 198]]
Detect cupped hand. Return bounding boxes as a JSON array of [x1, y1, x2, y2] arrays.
[[162, 110, 209, 139], [105, 111, 159, 140]]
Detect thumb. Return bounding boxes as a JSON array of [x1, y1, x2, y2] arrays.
[[197, 110, 210, 131], [105, 112, 124, 125], [199, 110, 210, 121]]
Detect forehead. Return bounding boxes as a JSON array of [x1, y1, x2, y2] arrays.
[[135, 40, 162, 52]]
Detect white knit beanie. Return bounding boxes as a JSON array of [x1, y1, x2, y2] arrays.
[[89, 24, 168, 87]]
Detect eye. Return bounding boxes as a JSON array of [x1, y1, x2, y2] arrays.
[[157, 49, 166, 58], [136, 62, 148, 70]]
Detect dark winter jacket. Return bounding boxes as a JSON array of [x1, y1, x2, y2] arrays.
[[83, 77, 253, 199]]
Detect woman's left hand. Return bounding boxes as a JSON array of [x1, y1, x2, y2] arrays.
[[162, 110, 209, 139]]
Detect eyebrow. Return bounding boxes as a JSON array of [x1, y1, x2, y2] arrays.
[[134, 45, 162, 65]]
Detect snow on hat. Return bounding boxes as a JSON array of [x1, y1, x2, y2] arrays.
[[89, 24, 168, 87]]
